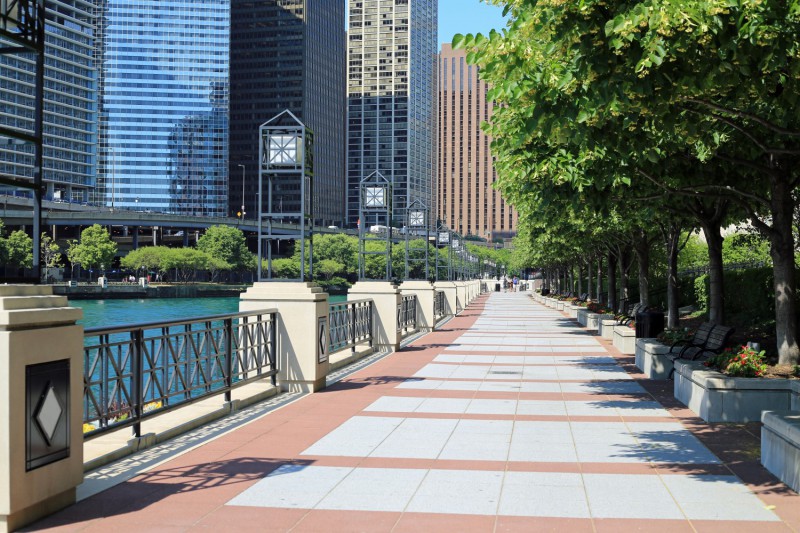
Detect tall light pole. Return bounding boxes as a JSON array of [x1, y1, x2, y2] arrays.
[[237, 164, 246, 220]]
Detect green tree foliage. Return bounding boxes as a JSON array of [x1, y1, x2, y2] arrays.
[[40, 233, 63, 282], [161, 248, 212, 283], [0, 220, 8, 265], [68, 225, 117, 279], [197, 225, 254, 272], [6, 230, 33, 269], [121, 246, 170, 275]]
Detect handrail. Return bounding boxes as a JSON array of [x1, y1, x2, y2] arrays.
[[83, 309, 278, 439], [329, 299, 373, 354]]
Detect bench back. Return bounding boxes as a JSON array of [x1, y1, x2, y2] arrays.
[[691, 322, 715, 346], [705, 325, 735, 351]]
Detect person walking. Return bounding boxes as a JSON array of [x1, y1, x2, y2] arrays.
[[513, 276, 519, 292]]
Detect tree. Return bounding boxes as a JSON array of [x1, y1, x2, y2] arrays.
[[121, 246, 170, 276], [197, 225, 252, 273], [40, 233, 63, 282], [0, 220, 8, 266], [161, 248, 211, 283], [6, 230, 33, 269], [68, 225, 117, 280]]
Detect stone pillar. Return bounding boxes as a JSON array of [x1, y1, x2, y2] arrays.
[[455, 281, 467, 311], [132, 227, 139, 250], [182, 230, 189, 247], [240, 282, 329, 393], [348, 281, 401, 352], [434, 281, 458, 317], [400, 280, 435, 332], [0, 286, 83, 533]]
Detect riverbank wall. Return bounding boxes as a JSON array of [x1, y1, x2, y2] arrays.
[[52, 284, 249, 300]]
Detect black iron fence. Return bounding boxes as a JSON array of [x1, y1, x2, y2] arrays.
[[397, 294, 418, 334], [434, 290, 446, 320], [328, 299, 374, 353], [83, 309, 277, 439]]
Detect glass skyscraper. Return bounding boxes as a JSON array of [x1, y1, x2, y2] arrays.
[[229, 0, 345, 226], [95, 0, 229, 215], [0, 0, 97, 202], [346, 0, 437, 227]]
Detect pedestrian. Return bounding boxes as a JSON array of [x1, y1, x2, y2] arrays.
[[502, 275, 508, 293], [513, 276, 519, 292]]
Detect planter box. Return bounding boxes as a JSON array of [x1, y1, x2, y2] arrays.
[[599, 319, 617, 340], [571, 305, 583, 320], [635, 338, 673, 380], [673, 360, 792, 423], [613, 326, 636, 354], [587, 313, 612, 332], [762, 410, 800, 494], [556, 301, 565, 311]]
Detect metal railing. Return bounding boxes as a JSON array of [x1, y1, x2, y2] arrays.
[[83, 309, 277, 439], [397, 294, 417, 334], [328, 299, 373, 353], [480, 281, 488, 293], [434, 290, 446, 319]]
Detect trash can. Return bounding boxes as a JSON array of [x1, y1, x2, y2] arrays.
[[635, 309, 664, 338], [541, 288, 550, 296], [495, 282, 501, 292]]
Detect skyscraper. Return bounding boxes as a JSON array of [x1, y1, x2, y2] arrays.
[[346, 0, 437, 227], [95, 0, 230, 215], [0, 0, 97, 202], [229, 0, 346, 226], [438, 43, 517, 241]]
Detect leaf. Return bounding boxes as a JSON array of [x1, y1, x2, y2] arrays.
[[451, 33, 466, 49]]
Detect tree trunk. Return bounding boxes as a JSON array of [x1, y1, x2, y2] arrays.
[[769, 173, 800, 365], [596, 256, 602, 305], [665, 223, 681, 329], [587, 259, 593, 300], [577, 263, 583, 297], [618, 245, 632, 312], [700, 219, 725, 324], [607, 251, 617, 312], [632, 228, 650, 307]]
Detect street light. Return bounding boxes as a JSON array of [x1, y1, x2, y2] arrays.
[[237, 164, 246, 220]]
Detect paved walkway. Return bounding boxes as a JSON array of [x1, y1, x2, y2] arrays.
[[30, 293, 800, 532]]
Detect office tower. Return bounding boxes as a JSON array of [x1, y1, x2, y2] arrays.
[[229, 0, 346, 226], [0, 0, 97, 202], [346, 0, 437, 227], [438, 43, 517, 241], [95, 0, 229, 215]]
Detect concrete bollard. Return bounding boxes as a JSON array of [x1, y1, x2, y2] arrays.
[[348, 281, 401, 352], [399, 280, 436, 332], [240, 282, 329, 393], [0, 286, 83, 533]]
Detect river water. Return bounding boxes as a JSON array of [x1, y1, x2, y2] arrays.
[[72, 294, 347, 329]]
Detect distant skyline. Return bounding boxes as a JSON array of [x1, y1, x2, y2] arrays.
[[438, 0, 507, 46]]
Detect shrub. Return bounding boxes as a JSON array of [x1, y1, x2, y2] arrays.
[[704, 345, 768, 377]]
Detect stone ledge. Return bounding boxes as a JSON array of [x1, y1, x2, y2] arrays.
[[635, 338, 673, 380], [762, 410, 800, 494]]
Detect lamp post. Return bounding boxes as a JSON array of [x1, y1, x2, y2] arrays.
[[237, 164, 246, 220]]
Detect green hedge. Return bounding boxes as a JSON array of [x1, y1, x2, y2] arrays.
[[693, 267, 776, 321]]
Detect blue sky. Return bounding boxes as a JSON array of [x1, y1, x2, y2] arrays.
[[438, 0, 506, 47]]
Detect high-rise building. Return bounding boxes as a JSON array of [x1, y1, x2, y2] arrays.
[[95, 0, 230, 216], [438, 43, 517, 241], [229, 0, 346, 226], [0, 0, 97, 202], [346, 0, 437, 227]]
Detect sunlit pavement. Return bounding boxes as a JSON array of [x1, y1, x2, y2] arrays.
[[29, 293, 800, 532]]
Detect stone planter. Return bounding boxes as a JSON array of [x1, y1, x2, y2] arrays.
[[612, 325, 636, 354], [576, 308, 588, 325], [762, 410, 800, 494], [569, 305, 582, 320], [556, 301, 565, 311], [635, 338, 673, 380], [673, 360, 793, 423], [599, 319, 617, 340], [586, 313, 612, 333]]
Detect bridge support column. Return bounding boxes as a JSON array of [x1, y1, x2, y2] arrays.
[[434, 281, 459, 316], [400, 280, 435, 332], [132, 227, 138, 250], [0, 286, 83, 533], [182, 230, 189, 247], [240, 282, 329, 392], [348, 281, 401, 352]]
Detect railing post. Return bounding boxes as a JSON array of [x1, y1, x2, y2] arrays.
[[224, 317, 233, 403], [269, 312, 277, 386], [0, 286, 84, 531], [132, 329, 143, 439], [350, 304, 357, 354]]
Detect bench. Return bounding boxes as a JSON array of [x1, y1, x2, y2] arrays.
[[667, 322, 735, 379], [616, 302, 647, 326], [571, 293, 589, 305]]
